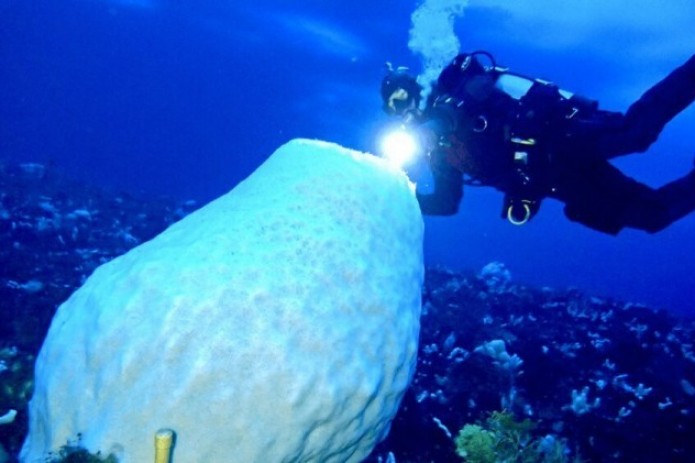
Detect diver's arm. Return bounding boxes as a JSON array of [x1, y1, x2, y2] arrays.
[[416, 151, 464, 215], [412, 100, 464, 216]]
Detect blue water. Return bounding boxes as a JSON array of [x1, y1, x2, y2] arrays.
[[2, 0, 694, 316]]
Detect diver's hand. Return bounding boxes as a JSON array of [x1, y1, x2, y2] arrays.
[[416, 119, 447, 155]]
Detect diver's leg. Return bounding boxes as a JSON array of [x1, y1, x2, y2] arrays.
[[598, 54, 695, 158], [620, 168, 695, 233], [560, 161, 695, 234]]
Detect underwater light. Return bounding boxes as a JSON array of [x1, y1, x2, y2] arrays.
[[380, 127, 419, 168]]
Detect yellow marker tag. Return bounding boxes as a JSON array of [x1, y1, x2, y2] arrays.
[[154, 428, 175, 463]]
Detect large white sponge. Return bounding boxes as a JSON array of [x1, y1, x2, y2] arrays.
[[21, 139, 424, 463]]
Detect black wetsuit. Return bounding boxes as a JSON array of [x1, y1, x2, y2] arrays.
[[417, 54, 695, 234]]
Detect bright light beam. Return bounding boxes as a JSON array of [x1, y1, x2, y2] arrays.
[[380, 128, 419, 169]]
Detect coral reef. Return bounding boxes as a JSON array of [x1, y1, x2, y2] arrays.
[[368, 266, 695, 462], [45, 439, 117, 463]]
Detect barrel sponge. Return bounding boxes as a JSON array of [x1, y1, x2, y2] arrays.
[[21, 139, 424, 463]]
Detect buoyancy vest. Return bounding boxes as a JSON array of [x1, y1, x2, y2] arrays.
[[427, 52, 600, 224]]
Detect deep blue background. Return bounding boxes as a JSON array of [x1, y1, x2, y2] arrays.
[[2, 0, 694, 315]]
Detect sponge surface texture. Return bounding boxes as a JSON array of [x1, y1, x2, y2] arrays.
[[21, 139, 424, 463]]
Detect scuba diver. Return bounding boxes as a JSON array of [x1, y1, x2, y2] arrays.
[[380, 51, 695, 234]]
